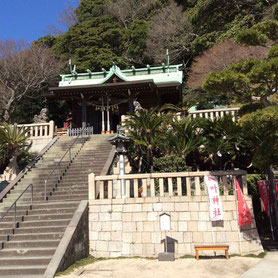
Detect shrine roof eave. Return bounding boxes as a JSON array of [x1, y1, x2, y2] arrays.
[[48, 79, 164, 98]]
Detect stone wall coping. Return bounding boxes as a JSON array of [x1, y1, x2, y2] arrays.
[[94, 170, 247, 181]]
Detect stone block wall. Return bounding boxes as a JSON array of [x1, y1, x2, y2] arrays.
[[89, 196, 263, 258]]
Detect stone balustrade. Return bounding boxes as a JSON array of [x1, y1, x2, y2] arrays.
[[17, 120, 55, 138], [188, 107, 240, 122], [89, 170, 247, 200], [120, 107, 240, 133]]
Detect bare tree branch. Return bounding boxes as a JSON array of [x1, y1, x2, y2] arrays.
[[0, 40, 64, 122], [145, 2, 196, 64], [107, 0, 148, 29]]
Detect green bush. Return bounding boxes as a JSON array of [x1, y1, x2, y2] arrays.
[[274, 3, 278, 21], [238, 103, 266, 117], [152, 155, 191, 173]]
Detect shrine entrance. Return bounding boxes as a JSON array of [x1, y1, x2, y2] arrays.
[[48, 64, 183, 134]]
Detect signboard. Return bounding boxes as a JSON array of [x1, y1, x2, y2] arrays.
[[205, 175, 224, 221], [160, 213, 171, 231]]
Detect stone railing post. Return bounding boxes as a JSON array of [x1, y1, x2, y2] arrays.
[[89, 173, 96, 200], [49, 120, 55, 138], [242, 175, 248, 195]]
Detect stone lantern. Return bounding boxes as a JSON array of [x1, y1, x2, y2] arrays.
[[108, 131, 130, 197]]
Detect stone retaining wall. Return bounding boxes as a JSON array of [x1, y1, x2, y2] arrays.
[[89, 196, 263, 258]]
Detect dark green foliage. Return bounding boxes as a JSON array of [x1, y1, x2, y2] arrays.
[[239, 106, 278, 171], [186, 0, 264, 55], [268, 43, 278, 58], [33, 35, 57, 48], [47, 100, 70, 128], [274, 3, 278, 20], [236, 19, 278, 45], [235, 29, 268, 46], [153, 155, 191, 173], [125, 109, 256, 172], [238, 103, 266, 117], [55, 16, 126, 71], [197, 116, 252, 170], [123, 20, 149, 64], [75, 0, 109, 22]]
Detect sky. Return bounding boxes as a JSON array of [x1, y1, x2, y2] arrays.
[[0, 0, 78, 43]]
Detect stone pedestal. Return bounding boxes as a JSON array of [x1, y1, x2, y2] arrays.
[[158, 252, 175, 261]]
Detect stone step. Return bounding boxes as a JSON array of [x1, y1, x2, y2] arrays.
[[14, 226, 66, 234], [20, 194, 88, 203], [0, 202, 78, 215], [0, 265, 47, 276], [0, 227, 13, 235], [9, 233, 63, 241], [4, 239, 60, 249], [0, 235, 8, 241], [0, 247, 56, 257], [12, 186, 88, 195], [0, 134, 111, 277], [0, 256, 52, 266], [47, 195, 88, 202], [1, 201, 79, 212], [18, 219, 70, 228], [0, 219, 70, 229], [4, 213, 73, 222]]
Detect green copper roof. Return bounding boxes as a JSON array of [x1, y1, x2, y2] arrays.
[[108, 130, 130, 143], [59, 63, 183, 87]]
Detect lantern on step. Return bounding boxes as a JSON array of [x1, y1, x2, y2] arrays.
[[108, 131, 130, 197]]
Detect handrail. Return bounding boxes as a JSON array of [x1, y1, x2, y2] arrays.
[[44, 126, 90, 200], [0, 183, 33, 229], [0, 136, 58, 202]]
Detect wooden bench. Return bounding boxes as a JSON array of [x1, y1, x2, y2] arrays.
[[194, 245, 229, 260]]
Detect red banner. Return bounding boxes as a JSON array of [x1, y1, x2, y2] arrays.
[[234, 178, 252, 226], [257, 180, 278, 217], [257, 180, 270, 217]]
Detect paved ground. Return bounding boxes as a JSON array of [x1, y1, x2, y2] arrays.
[[57, 257, 261, 278], [239, 251, 278, 278]]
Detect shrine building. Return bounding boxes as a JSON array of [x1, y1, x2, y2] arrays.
[[48, 63, 183, 134]]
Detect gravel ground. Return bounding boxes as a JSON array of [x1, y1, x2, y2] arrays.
[[57, 257, 261, 278]]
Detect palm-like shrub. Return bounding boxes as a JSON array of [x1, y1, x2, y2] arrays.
[[199, 115, 251, 170], [125, 108, 165, 172], [0, 123, 31, 173], [165, 116, 203, 160]]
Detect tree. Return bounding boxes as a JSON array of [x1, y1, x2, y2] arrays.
[[75, 0, 109, 22], [187, 38, 268, 89], [239, 106, 278, 238], [107, 0, 148, 29], [202, 44, 278, 104], [43, 0, 79, 36], [146, 2, 195, 64], [236, 19, 278, 46], [0, 40, 63, 123]]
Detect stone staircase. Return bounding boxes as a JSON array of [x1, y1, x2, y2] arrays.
[[0, 134, 113, 277]]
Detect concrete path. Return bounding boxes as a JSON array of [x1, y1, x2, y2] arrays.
[[240, 251, 278, 278]]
